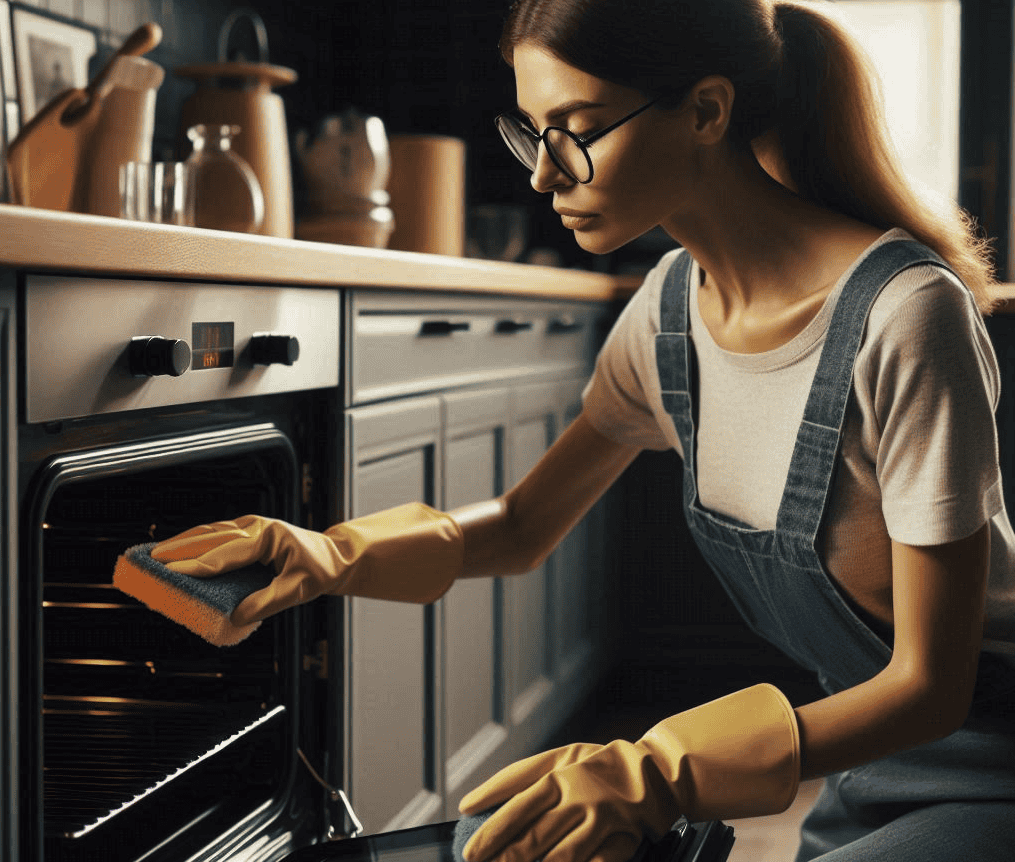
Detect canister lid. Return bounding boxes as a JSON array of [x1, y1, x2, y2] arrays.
[[174, 62, 297, 88]]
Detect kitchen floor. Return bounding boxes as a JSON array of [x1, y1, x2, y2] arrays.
[[546, 656, 826, 862]]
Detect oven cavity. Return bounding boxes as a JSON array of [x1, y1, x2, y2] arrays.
[[30, 433, 299, 861]]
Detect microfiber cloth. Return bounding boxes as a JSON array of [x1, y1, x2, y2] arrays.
[[113, 541, 275, 647]]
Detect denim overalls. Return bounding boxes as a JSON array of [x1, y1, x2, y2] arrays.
[[656, 238, 1015, 860]]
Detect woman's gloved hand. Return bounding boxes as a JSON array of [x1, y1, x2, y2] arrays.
[[458, 684, 800, 862], [151, 502, 463, 626]]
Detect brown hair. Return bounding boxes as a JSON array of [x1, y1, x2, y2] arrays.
[[501, 0, 997, 312]]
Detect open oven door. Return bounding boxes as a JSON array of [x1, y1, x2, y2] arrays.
[[280, 818, 735, 862]]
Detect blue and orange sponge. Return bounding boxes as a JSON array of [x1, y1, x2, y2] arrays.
[[113, 542, 275, 646]]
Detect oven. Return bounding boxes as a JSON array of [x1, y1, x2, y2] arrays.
[[7, 273, 343, 861]]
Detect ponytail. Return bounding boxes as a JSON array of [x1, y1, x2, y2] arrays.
[[770, 2, 996, 312]]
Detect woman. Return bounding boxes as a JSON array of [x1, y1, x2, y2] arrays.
[[150, 1, 1015, 859]]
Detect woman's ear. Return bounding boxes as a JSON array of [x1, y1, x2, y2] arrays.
[[688, 75, 735, 145]]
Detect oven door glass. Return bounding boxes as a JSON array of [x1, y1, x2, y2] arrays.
[[25, 425, 307, 862], [280, 819, 734, 862]]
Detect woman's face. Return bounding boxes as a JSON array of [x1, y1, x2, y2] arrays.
[[511, 42, 698, 254]]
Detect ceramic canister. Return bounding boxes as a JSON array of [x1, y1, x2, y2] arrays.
[[386, 134, 467, 257]]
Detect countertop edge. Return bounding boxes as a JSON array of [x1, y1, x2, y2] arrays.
[[0, 205, 643, 301]]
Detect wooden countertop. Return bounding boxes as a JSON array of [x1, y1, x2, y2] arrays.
[[0, 205, 641, 301], [4, 205, 1014, 310]]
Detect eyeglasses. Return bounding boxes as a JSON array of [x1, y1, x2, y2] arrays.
[[495, 99, 658, 184]]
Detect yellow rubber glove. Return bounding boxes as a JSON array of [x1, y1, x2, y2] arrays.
[[151, 502, 463, 626], [458, 684, 800, 862]]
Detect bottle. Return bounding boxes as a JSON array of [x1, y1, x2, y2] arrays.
[[185, 123, 264, 233]]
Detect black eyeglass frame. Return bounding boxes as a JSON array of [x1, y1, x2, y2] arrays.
[[495, 98, 659, 184]]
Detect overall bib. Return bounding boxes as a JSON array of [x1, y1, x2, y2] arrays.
[[655, 239, 1015, 860]]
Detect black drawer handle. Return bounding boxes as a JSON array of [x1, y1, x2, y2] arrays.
[[419, 320, 470, 336], [495, 319, 534, 334], [547, 317, 583, 334]]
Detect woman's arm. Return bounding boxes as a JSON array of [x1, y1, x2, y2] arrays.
[[795, 522, 990, 780], [451, 410, 643, 579]]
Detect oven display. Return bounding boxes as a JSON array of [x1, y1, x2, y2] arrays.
[[192, 322, 235, 370]]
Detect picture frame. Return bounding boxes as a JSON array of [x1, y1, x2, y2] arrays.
[[0, 1, 15, 102], [10, 7, 95, 122]]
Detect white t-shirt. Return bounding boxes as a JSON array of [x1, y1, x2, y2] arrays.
[[583, 229, 1015, 656]]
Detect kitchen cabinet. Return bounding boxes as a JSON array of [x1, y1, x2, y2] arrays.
[[343, 396, 445, 833], [343, 290, 610, 832]]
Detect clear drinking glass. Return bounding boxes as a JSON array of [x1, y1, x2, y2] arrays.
[[185, 124, 264, 233], [119, 161, 194, 225]]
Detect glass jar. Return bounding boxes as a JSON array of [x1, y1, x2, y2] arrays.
[[185, 124, 265, 233]]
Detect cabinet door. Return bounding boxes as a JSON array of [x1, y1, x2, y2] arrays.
[[504, 383, 557, 745], [441, 388, 509, 816], [552, 382, 597, 689], [344, 397, 443, 833]]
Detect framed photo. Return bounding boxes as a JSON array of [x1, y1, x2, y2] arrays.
[[0, 2, 15, 102], [11, 7, 95, 121]]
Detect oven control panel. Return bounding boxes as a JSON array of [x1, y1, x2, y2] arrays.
[[24, 275, 340, 422]]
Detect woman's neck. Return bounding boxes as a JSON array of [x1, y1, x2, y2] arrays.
[[662, 141, 887, 353], [662, 143, 884, 312]]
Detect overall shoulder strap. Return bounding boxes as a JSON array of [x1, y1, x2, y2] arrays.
[[801, 238, 951, 431], [776, 238, 953, 543], [659, 249, 693, 335], [655, 251, 695, 456]]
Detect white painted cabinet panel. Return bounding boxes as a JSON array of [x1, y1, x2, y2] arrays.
[[505, 385, 556, 738], [345, 398, 443, 834], [552, 386, 596, 688], [441, 388, 509, 816]]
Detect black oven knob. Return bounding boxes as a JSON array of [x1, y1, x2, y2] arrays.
[[250, 334, 300, 366], [128, 336, 192, 377]]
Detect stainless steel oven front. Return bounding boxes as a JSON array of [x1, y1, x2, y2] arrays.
[[6, 274, 342, 862]]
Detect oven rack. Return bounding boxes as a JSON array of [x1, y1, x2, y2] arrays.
[[43, 701, 286, 839]]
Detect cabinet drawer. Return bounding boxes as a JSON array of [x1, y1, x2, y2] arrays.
[[347, 291, 601, 405]]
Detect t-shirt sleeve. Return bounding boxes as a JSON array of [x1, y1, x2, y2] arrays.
[[581, 251, 680, 452], [857, 267, 1003, 545]]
